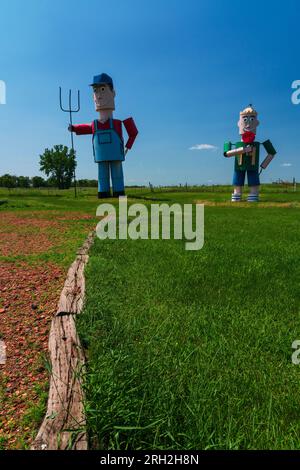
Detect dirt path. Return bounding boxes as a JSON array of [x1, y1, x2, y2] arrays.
[[0, 211, 94, 449]]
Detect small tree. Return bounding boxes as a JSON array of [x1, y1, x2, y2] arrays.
[[78, 179, 98, 188], [17, 176, 31, 188], [32, 176, 46, 188], [0, 174, 18, 188], [39, 145, 76, 190]]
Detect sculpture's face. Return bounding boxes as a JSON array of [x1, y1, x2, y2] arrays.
[[238, 113, 259, 135], [93, 84, 115, 111]]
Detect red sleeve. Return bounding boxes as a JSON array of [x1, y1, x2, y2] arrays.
[[123, 117, 138, 149], [113, 119, 123, 141], [72, 123, 93, 135]]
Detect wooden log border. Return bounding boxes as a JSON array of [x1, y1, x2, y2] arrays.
[[31, 230, 96, 450], [0, 339, 6, 365]]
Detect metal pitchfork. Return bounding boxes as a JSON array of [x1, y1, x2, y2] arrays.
[[59, 87, 81, 197]]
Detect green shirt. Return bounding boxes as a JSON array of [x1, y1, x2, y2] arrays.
[[223, 140, 276, 172]]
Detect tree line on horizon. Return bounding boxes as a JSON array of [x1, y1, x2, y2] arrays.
[[0, 174, 99, 189], [0, 145, 99, 189], [1, 145, 296, 190]]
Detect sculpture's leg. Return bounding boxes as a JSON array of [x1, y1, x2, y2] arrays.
[[232, 169, 245, 202], [247, 185, 259, 202], [247, 171, 260, 202], [110, 161, 125, 197], [98, 161, 111, 198]]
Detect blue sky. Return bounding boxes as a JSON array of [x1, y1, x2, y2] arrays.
[[0, 0, 299, 185]]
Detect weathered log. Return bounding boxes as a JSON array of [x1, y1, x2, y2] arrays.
[[76, 232, 96, 256], [56, 231, 95, 316], [32, 315, 87, 450], [0, 340, 6, 365], [56, 255, 89, 316], [31, 230, 96, 450]]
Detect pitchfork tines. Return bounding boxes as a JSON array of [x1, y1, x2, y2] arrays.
[[59, 87, 80, 114], [59, 86, 81, 198]]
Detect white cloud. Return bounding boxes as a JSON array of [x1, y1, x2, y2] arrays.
[[280, 163, 292, 167], [189, 144, 218, 151]]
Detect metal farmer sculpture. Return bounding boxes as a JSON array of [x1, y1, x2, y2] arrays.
[[224, 105, 277, 202], [69, 73, 138, 198]]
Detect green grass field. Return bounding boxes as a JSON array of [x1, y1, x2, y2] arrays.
[[1, 185, 300, 450], [73, 187, 300, 450], [1, 182, 299, 207]]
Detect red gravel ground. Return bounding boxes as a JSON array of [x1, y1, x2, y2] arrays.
[[0, 262, 65, 448], [0, 212, 93, 257], [0, 211, 94, 449]]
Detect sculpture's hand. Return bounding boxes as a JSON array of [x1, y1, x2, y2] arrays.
[[244, 145, 253, 154], [260, 154, 274, 170], [68, 124, 73, 132], [225, 146, 252, 157]]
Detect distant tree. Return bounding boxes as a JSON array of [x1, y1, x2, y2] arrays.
[[77, 179, 98, 187], [31, 176, 46, 188], [17, 176, 31, 188], [46, 176, 58, 187], [77, 179, 87, 187], [0, 174, 18, 188], [39, 145, 76, 190]]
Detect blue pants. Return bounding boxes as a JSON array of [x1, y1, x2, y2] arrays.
[[233, 170, 260, 187], [98, 161, 124, 193]]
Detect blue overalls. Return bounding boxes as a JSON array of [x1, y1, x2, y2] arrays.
[[93, 118, 125, 194]]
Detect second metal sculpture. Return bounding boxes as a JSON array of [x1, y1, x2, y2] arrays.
[[224, 105, 277, 202]]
